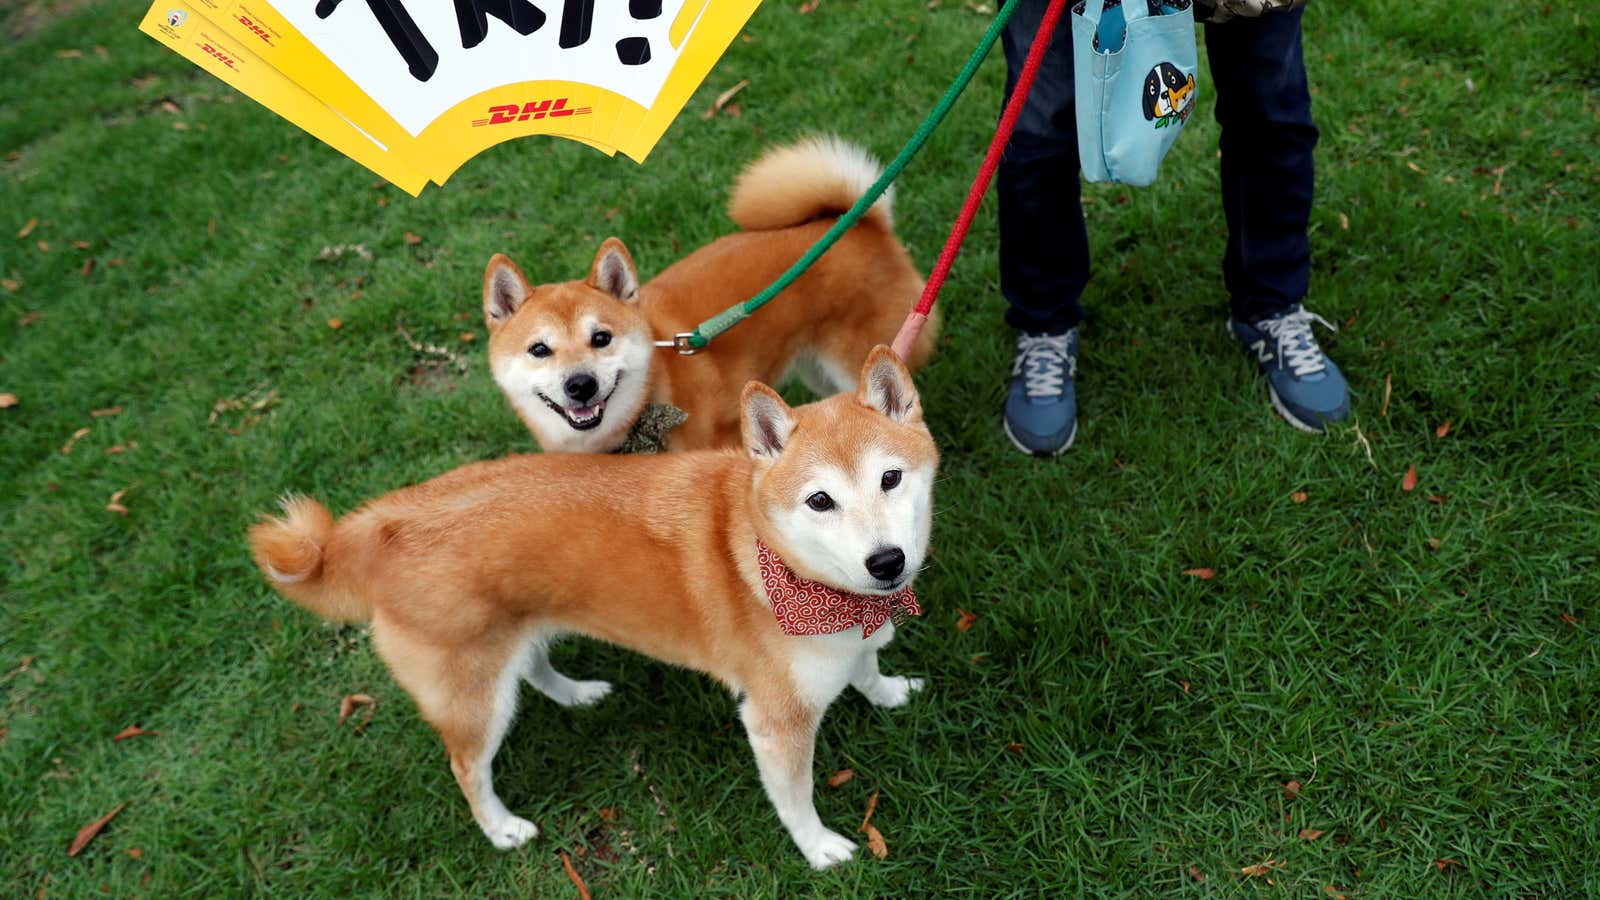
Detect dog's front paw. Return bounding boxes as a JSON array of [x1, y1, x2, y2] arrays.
[[558, 679, 613, 708], [864, 675, 925, 708], [800, 829, 857, 870], [484, 815, 540, 850]]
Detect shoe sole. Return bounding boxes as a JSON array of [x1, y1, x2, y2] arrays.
[[1227, 319, 1326, 435], [1004, 416, 1077, 457]]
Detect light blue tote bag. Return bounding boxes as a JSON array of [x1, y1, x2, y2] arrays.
[[1072, 0, 1199, 185]]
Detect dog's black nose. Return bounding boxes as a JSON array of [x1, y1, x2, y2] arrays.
[[565, 373, 599, 403], [865, 547, 905, 582]]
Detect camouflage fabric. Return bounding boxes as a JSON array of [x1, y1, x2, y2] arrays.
[[613, 402, 688, 455], [1195, 0, 1308, 23]]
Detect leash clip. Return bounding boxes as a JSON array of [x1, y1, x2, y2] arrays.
[[653, 333, 700, 355]]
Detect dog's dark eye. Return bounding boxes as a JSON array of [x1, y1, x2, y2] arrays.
[[805, 492, 834, 512], [881, 469, 902, 491], [528, 342, 552, 358], [591, 330, 611, 348]]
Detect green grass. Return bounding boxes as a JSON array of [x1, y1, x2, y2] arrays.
[[3, 0, 1598, 895]]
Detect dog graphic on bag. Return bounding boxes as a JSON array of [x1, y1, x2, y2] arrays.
[[1143, 61, 1196, 127]]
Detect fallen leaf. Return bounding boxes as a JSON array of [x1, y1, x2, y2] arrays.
[[1324, 887, 1347, 900], [113, 725, 158, 742], [1284, 780, 1302, 799], [1434, 858, 1462, 872], [403, 231, 422, 246], [90, 406, 123, 418], [107, 488, 130, 516], [723, 103, 742, 118], [827, 769, 855, 788], [338, 693, 376, 729], [72, 240, 91, 250], [700, 78, 749, 119], [1381, 372, 1392, 418], [1406, 160, 1426, 174], [1425, 494, 1445, 505], [597, 806, 619, 822], [1178, 679, 1191, 693], [1337, 212, 1350, 230], [67, 803, 126, 856], [862, 822, 887, 859], [3, 280, 19, 293], [1426, 537, 1442, 552], [61, 427, 90, 454], [1183, 568, 1215, 580], [16, 218, 38, 239], [604, 207, 620, 221], [328, 318, 343, 329], [858, 789, 879, 831], [559, 850, 592, 900], [1188, 866, 1206, 882], [126, 848, 142, 859], [1299, 828, 1325, 841], [1241, 859, 1284, 877], [0, 393, 17, 409], [1401, 465, 1418, 492], [459, 332, 476, 343], [1004, 742, 1024, 755], [55, 49, 84, 58], [1291, 491, 1308, 504], [37, 240, 50, 252], [799, 0, 820, 12], [1558, 613, 1579, 627], [1435, 420, 1452, 438], [955, 608, 976, 632]]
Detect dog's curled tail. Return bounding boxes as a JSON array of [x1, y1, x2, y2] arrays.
[[727, 135, 894, 233], [249, 495, 371, 622]]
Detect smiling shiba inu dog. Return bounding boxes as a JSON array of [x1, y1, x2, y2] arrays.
[[249, 347, 937, 869], [482, 136, 936, 453]]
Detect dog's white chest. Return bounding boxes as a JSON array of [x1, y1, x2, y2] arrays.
[[786, 623, 894, 711]]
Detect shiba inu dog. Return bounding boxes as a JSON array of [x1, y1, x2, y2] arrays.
[[249, 347, 937, 869], [482, 136, 936, 453]]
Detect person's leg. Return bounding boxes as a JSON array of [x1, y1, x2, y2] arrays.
[[1207, 9, 1349, 431], [999, 0, 1084, 456]]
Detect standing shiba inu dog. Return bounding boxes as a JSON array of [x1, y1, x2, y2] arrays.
[[249, 348, 937, 869], [482, 136, 936, 453]]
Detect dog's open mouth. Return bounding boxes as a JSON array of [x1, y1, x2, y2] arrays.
[[539, 379, 620, 432]]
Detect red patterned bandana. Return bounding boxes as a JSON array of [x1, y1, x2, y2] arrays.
[[756, 539, 922, 640]]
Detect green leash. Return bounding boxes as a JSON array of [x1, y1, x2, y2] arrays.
[[663, 0, 1021, 354]]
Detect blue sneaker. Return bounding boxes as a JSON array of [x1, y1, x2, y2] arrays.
[[1229, 304, 1350, 433], [1003, 329, 1078, 456]]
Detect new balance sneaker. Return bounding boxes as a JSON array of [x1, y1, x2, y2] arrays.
[[1229, 304, 1350, 433], [1003, 329, 1078, 456]]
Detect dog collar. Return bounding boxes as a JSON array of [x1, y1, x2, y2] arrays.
[[755, 539, 921, 640]]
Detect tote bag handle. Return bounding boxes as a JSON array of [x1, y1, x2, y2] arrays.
[[1077, 1, 1149, 34]]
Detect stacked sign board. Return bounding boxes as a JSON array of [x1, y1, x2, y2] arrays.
[[140, 0, 762, 195]]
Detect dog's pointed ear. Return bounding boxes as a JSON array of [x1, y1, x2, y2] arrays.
[[586, 237, 640, 303], [483, 254, 530, 329], [741, 382, 795, 458], [856, 345, 922, 424]]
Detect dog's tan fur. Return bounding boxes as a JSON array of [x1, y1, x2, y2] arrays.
[[250, 348, 938, 867], [483, 136, 937, 453]]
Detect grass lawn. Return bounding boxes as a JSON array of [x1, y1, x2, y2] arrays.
[[4, 0, 1598, 895]]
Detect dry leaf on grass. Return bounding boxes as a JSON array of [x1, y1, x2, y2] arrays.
[[1381, 372, 1392, 418], [1426, 537, 1442, 552], [827, 769, 855, 788], [126, 847, 143, 859], [1425, 494, 1445, 505], [90, 406, 123, 418], [107, 488, 130, 516], [107, 442, 139, 455], [459, 332, 476, 343], [1178, 679, 1191, 693], [1559, 612, 1580, 627], [858, 789, 879, 830], [0, 393, 17, 409], [1402, 465, 1419, 492], [559, 850, 592, 900], [404, 231, 422, 246], [1434, 858, 1462, 872], [1003, 742, 1025, 755], [17, 218, 38, 239], [1435, 420, 1452, 438], [1324, 887, 1347, 900], [1291, 491, 1308, 504], [862, 823, 888, 859], [798, 0, 820, 12], [1283, 780, 1302, 798], [1299, 828, 1325, 841], [1337, 212, 1350, 230], [338, 693, 377, 729], [113, 725, 157, 742], [1183, 567, 1215, 580], [2, 280, 19, 293], [328, 318, 343, 329], [67, 803, 126, 856], [955, 608, 977, 632], [1240, 859, 1284, 877], [700, 79, 749, 119], [61, 427, 90, 454], [1188, 866, 1206, 882]]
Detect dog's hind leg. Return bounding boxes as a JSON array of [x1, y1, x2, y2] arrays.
[[374, 623, 539, 849], [849, 649, 925, 708], [523, 637, 612, 707], [740, 696, 856, 869]]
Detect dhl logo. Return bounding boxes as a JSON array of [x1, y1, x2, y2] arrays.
[[200, 42, 239, 71], [235, 14, 273, 46], [472, 99, 592, 127]]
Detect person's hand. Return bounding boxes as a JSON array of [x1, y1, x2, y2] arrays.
[[1194, 0, 1308, 24]]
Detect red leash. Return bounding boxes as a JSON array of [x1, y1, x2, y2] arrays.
[[892, 0, 1069, 360]]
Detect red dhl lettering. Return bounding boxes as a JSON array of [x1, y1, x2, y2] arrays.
[[235, 14, 273, 45], [200, 42, 239, 71], [471, 99, 592, 127]]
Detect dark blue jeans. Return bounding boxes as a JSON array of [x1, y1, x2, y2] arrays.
[[999, 2, 1319, 333]]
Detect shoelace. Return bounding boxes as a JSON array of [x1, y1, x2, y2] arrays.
[[1257, 308, 1335, 378], [1013, 333, 1074, 399]]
